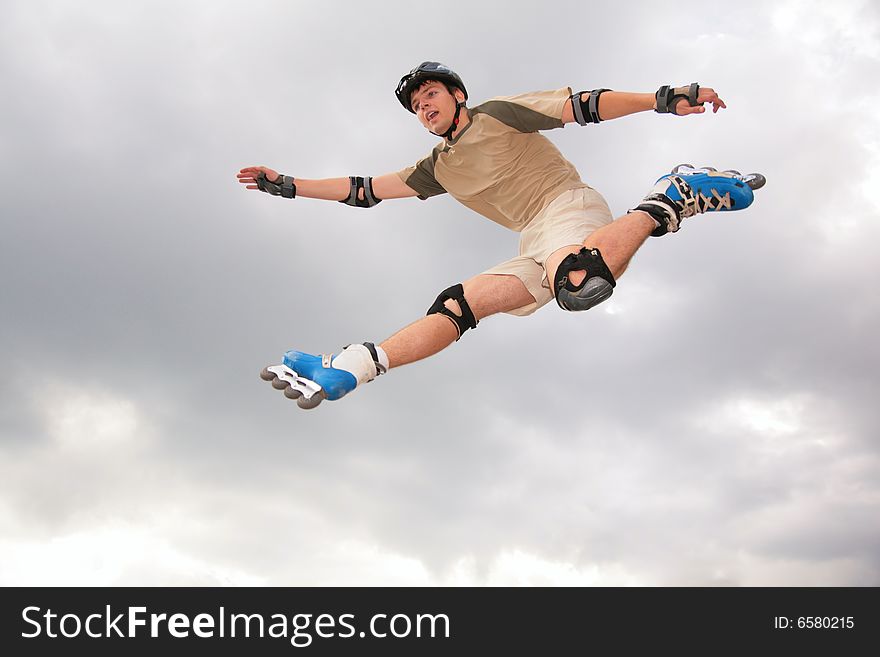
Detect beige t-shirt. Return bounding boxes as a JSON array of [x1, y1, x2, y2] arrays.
[[396, 88, 586, 232]]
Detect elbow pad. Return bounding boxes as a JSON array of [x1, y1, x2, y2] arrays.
[[340, 176, 382, 208], [569, 89, 611, 125]]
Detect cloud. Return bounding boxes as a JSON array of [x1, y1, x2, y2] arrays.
[[1, 0, 878, 586]]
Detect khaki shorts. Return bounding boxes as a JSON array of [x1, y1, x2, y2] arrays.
[[483, 186, 614, 316]]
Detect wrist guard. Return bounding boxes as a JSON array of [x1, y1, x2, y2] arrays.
[[569, 89, 611, 125], [655, 83, 701, 115], [256, 172, 296, 198]]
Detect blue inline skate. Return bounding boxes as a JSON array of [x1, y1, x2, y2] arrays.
[[260, 342, 386, 409], [633, 164, 766, 236]]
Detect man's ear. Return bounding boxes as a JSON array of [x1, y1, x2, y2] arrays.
[[454, 88, 466, 104]]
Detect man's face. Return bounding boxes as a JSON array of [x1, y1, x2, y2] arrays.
[[410, 81, 460, 133]]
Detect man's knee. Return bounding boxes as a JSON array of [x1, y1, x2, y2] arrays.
[[426, 283, 478, 341], [553, 247, 616, 312], [442, 297, 463, 317]]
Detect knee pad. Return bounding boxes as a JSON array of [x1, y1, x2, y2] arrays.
[[426, 283, 478, 340], [553, 247, 616, 312]]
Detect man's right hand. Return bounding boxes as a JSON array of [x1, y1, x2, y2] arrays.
[[237, 166, 280, 190]]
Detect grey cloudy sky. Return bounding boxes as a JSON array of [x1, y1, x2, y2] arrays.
[[1, 0, 878, 586]]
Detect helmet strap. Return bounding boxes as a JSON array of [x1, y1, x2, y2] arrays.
[[430, 101, 464, 141]]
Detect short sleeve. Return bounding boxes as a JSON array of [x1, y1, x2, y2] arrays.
[[396, 151, 447, 200], [471, 87, 572, 132]]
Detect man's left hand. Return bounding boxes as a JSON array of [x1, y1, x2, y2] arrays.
[[676, 87, 727, 115]]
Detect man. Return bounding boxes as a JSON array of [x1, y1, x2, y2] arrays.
[[238, 62, 764, 409]]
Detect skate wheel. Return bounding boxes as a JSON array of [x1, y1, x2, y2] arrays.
[[745, 173, 766, 190], [271, 378, 290, 390], [297, 390, 326, 410], [722, 169, 742, 177], [672, 163, 694, 174], [283, 386, 302, 400], [703, 166, 717, 172], [260, 367, 276, 382]]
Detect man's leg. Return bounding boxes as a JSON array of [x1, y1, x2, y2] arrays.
[[383, 209, 655, 371], [546, 163, 766, 289], [380, 273, 535, 368], [544, 210, 655, 288], [262, 273, 534, 408]]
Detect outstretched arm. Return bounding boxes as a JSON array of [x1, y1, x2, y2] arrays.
[[561, 86, 726, 124], [237, 167, 419, 202]]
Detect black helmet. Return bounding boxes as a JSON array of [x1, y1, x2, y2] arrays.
[[395, 61, 468, 113]]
